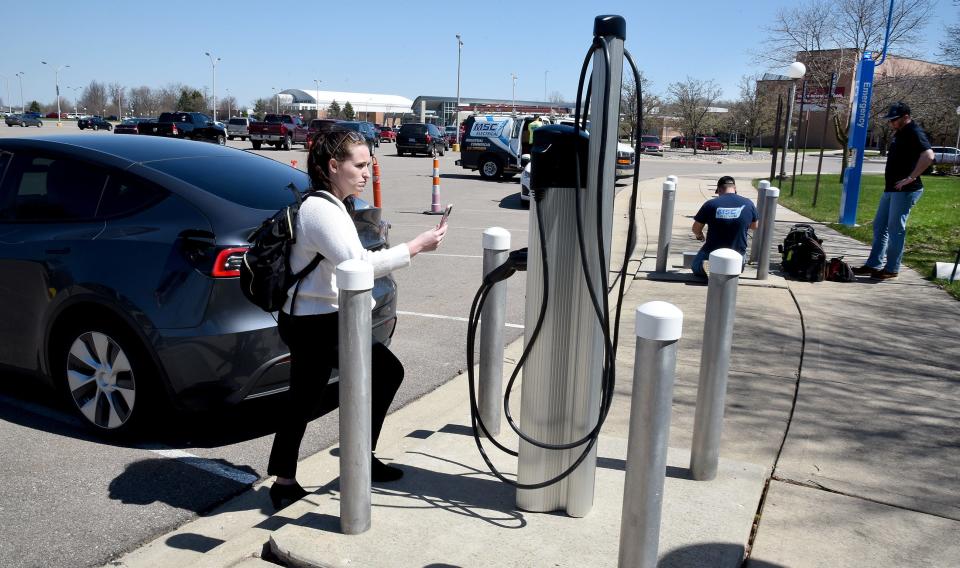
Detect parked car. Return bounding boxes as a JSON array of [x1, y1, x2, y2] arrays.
[[669, 136, 686, 149], [137, 112, 226, 145], [930, 146, 959, 165], [397, 123, 446, 157], [306, 118, 343, 149], [378, 126, 396, 143], [5, 113, 43, 127], [637, 135, 664, 155], [45, 112, 68, 119], [78, 116, 113, 131], [696, 136, 724, 151], [444, 125, 458, 146], [0, 135, 397, 434], [113, 117, 153, 135], [248, 113, 308, 150], [337, 121, 379, 153], [226, 117, 256, 141]]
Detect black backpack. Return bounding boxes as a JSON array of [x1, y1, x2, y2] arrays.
[[239, 185, 336, 312], [826, 256, 856, 282], [778, 223, 827, 282]]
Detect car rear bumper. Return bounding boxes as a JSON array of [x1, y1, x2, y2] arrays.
[[250, 134, 286, 142]]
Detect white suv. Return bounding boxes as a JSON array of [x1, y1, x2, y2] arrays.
[[226, 117, 255, 141]]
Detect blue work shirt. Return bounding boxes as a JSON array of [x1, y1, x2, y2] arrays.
[[694, 193, 758, 255]]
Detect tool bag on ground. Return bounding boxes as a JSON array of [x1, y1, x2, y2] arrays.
[[240, 185, 336, 312], [778, 223, 827, 282], [826, 256, 856, 282]]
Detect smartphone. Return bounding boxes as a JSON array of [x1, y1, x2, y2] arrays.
[[439, 204, 453, 227]]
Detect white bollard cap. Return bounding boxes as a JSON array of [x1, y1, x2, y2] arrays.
[[336, 259, 374, 290], [666, 175, 678, 184], [482, 227, 511, 250], [758, 180, 771, 189], [709, 249, 744, 275], [635, 301, 683, 341], [662, 181, 676, 193], [766, 187, 781, 197]]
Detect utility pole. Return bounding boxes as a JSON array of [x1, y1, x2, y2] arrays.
[[205, 51, 220, 122], [511, 72, 518, 113], [41, 61, 70, 126]]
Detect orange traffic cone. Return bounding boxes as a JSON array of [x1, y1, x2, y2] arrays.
[[424, 150, 443, 214], [372, 156, 382, 208]]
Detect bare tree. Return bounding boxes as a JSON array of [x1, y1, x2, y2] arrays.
[[155, 83, 184, 114], [621, 72, 661, 141], [217, 95, 237, 118], [107, 82, 125, 118], [939, 1, 960, 65], [729, 75, 777, 153], [128, 86, 154, 117], [79, 81, 108, 116], [666, 77, 722, 154], [548, 91, 565, 103]]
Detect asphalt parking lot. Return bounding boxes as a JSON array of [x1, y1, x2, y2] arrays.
[[0, 122, 881, 568]]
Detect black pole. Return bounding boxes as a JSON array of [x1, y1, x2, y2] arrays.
[[769, 95, 783, 182], [812, 73, 838, 208], [790, 80, 807, 196], [800, 108, 810, 175], [950, 246, 960, 283]]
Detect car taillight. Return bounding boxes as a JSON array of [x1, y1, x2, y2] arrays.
[[425, 134, 432, 143], [171, 124, 178, 135], [212, 247, 248, 278]]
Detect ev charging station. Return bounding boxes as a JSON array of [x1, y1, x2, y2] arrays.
[[515, 16, 625, 517]]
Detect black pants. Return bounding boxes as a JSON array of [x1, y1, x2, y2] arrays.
[[267, 310, 404, 479]]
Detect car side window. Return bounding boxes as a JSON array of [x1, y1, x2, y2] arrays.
[[0, 153, 108, 222], [96, 173, 167, 219]]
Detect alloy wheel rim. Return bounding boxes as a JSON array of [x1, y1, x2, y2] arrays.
[[66, 332, 136, 429], [483, 162, 497, 176]]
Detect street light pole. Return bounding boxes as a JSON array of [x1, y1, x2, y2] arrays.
[[0, 75, 10, 114], [41, 61, 70, 126], [314, 79, 322, 118], [511, 72, 518, 113], [544, 69, 548, 101], [455, 34, 463, 146], [204, 51, 220, 122], [15, 72, 24, 114], [272, 87, 279, 114], [779, 61, 806, 181]]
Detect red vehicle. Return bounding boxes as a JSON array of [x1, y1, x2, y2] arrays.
[[696, 136, 724, 151], [306, 118, 343, 149], [248, 113, 309, 150], [638, 135, 664, 155], [378, 126, 396, 142]]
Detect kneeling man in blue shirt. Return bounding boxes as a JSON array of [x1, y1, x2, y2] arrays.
[[691, 176, 759, 278]]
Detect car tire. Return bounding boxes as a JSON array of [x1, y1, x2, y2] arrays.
[[216, 134, 226, 145], [228, 135, 234, 141], [438, 144, 445, 157], [479, 155, 503, 180], [21, 121, 26, 127], [52, 318, 160, 436], [397, 149, 404, 157], [252, 140, 262, 150], [282, 136, 292, 151], [93, 124, 99, 131]]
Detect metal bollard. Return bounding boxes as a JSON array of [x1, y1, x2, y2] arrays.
[[749, 180, 771, 263], [755, 187, 781, 280], [655, 181, 676, 273], [479, 227, 511, 436], [690, 249, 742, 481], [666, 174, 678, 186], [619, 301, 682, 568], [337, 259, 374, 534]]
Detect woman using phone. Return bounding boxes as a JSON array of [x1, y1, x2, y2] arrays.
[[267, 129, 448, 509]]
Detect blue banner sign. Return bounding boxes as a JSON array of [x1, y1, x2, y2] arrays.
[[839, 51, 875, 225]]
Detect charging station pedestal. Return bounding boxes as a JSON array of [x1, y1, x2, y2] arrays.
[[516, 15, 625, 517]]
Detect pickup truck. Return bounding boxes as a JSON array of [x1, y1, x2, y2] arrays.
[[138, 112, 226, 144], [248, 114, 308, 150]]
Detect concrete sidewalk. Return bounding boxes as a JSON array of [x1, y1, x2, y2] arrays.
[[106, 174, 960, 568]]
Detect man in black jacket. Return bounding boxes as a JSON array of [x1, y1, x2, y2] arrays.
[[853, 102, 934, 280]]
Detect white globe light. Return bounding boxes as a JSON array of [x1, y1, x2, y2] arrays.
[[788, 61, 807, 79]]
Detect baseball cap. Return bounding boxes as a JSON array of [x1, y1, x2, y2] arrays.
[[882, 102, 910, 121], [715, 176, 736, 193]]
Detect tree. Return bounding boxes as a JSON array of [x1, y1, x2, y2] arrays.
[[666, 77, 722, 155], [729, 75, 777, 154], [28, 100, 41, 113], [79, 80, 108, 116], [217, 95, 238, 118], [176, 88, 205, 112], [252, 98, 271, 119], [548, 91, 565, 104], [108, 82, 125, 118], [327, 100, 342, 119], [939, 0, 960, 65], [621, 73, 661, 141], [342, 101, 355, 120], [128, 86, 154, 117]]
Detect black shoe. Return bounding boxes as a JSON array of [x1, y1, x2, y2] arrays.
[[852, 265, 880, 276], [372, 456, 404, 482], [269, 481, 309, 509]]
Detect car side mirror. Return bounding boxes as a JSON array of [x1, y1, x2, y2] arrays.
[[520, 154, 531, 167]]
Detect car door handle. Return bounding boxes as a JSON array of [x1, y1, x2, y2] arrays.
[[45, 247, 71, 254]]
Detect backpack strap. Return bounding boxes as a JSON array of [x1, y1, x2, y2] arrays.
[[289, 253, 322, 316]]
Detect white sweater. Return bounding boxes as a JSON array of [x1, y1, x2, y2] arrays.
[[283, 192, 410, 315]]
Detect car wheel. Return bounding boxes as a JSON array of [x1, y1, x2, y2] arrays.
[[282, 135, 292, 151], [21, 121, 26, 127], [216, 134, 226, 145], [53, 319, 159, 435], [93, 124, 99, 131], [438, 144, 445, 157], [252, 140, 262, 150], [397, 149, 404, 157], [479, 156, 503, 180]]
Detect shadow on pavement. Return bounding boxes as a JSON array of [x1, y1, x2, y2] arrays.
[[498, 193, 528, 210], [659, 543, 787, 567]]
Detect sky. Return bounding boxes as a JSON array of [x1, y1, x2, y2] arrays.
[[1, 0, 956, 113]]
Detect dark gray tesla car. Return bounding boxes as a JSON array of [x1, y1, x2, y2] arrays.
[[0, 135, 397, 434]]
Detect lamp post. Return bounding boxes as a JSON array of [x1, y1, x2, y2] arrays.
[[313, 79, 322, 118], [0, 75, 10, 114], [204, 51, 220, 122], [511, 72, 518, 113], [272, 87, 279, 114], [778, 61, 806, 180], [41, 61, 70, 126], [66, 86, 82, 117], [455, 34, 463, 146], [225, 88, 231, 118], [15, 72, 24, 114], [544, 69, 548, 102]]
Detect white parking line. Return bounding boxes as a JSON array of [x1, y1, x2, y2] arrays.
[[419, 252, 482, 258], [143, 446, 259, 485], [397, 310, 524, 329]]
